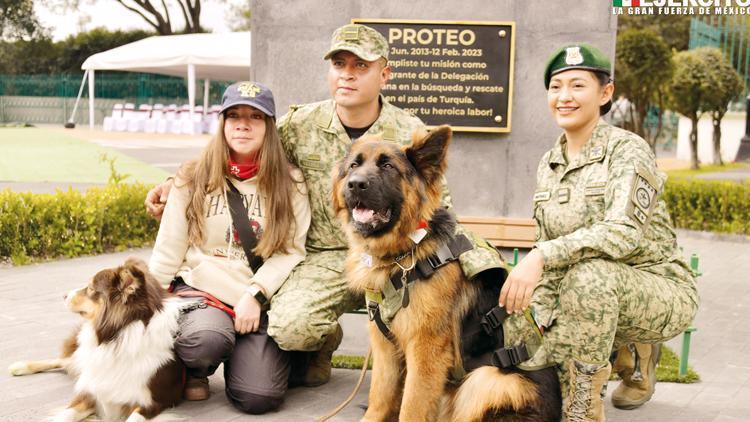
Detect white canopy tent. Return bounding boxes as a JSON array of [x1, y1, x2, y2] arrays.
[[78, 32, 251, 131]]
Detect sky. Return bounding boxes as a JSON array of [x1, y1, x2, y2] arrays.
[[34, 0, 245, 41]]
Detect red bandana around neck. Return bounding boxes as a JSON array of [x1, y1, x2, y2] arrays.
[[228, 159, 259, 180]]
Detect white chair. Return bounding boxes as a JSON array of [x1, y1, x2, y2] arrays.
[[144, 103, 164, 133], [115, 103, 135, 132], [103, 103, 123, 132], [207, 104, 221, 135], [179, 104, 200, 135], [163, 104, 181, 134], [128, 104, 151, 132]]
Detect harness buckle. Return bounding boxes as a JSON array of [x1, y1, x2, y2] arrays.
[[491, 344, 530, 368], [481, 306, 508, 335], [427, 244, 454, 269], [366, 300, 379, 322]]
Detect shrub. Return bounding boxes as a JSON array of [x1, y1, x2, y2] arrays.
[[664, 179, 750, 235], [0, 183, 159, 264]]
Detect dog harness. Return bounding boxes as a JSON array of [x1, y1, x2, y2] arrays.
[[365, 233, 472, 342], [365, 234, 535, 377]]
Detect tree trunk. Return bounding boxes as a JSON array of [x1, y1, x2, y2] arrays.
[[690, 115, 700, 170], [712, 110, 724, 166]]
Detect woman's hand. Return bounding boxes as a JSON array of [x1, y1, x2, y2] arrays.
[[234, 292, 262, 334], [499, 248, 545, 314], [144, 179, 174, 220]]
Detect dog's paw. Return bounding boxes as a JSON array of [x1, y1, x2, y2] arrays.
[[50, 408, 79, 422], [125, 413, 146, 422], [8, 361, 32, 376]]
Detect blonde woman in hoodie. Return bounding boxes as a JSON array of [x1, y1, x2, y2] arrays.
[[149, 82, 310, 414]]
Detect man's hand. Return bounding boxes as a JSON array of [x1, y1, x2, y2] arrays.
[[499, 248, 545, 314], [144, 179, 173, 220], [234, 292, 262, 334]]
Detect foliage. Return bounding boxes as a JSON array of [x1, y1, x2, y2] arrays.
[[609, 345, 700, 384], [0, 0, 45, 40], [665, 162, 748, 179], [663, 179, 750, 235], [100, 153, 131, 185], [700, 48, 743, 166], [334, 345, 699, 383], [0, 183, 159, 265], [0, 27, 152, 75], [617, 15, 691, 52], [332, 355, 373, 370], [226, 1, 251, 31], [668, 49, 713, 119], [614, 28, 673, 151], [56, 27, 154, 74], [668, 49, 715, 169], [48, 0, 209, 35]]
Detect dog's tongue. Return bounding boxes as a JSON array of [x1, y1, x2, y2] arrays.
[[352, 208, 375, 224]]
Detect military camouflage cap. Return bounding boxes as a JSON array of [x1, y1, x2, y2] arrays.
[[220, 81, 276, 117], [323, 24, 389, 62], [544, 43, 612, 89]]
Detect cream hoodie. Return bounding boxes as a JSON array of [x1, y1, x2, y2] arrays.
[[149, 169, 311, 306]]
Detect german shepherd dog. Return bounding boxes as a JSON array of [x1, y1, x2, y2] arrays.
[[332, 126, 561, 421], [8, 258, 184, 421]]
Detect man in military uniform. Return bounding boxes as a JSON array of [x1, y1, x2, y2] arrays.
[[145, 23, 504, 388], [499, 44, 698, 420]]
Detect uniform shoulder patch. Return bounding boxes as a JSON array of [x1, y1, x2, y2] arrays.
[[627, 165, 659, 226]]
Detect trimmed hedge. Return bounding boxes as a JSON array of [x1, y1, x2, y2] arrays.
[[0, 183, 159, 265], [0, 178, 747, 266], [664, 179, 750, 235]]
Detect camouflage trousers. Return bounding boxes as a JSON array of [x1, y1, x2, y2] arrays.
[[505, 258, 698, 396], [267, 249, 362, 352]]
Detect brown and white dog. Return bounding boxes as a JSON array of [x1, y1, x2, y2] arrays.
[[332, 126, 561, 421], [8, 258, 185, 422]]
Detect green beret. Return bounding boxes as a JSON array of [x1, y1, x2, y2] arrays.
[[544, 43, 612, 89]]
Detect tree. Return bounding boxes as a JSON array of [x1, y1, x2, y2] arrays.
[[226, 1, 250, 31], [700, 48, 743, 166], [0, 28, 152, 75], [618, 15, 691, 52], [0, 0, 45, 40], [668, 49, 715, 170], [48, 0, 206, 35], [56, 27, 153, 73], [114, 0, 203, 35], [615, 28, 673, 152]]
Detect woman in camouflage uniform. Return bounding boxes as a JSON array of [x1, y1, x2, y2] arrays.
[[499, 44, 698, 421]]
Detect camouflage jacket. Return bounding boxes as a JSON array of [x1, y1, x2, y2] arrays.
[[533, 120, 694, 278], [277, 97, 503, 279]]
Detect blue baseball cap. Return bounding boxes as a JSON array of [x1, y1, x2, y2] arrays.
[[219, 81, 276, 117]]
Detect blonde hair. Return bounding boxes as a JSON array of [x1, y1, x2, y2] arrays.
[[176, 113, 299, 258]]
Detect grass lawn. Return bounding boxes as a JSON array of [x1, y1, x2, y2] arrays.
[[332, 345, 699, 383], [666, 162, 750, 179], [0, 127, 169, 184]]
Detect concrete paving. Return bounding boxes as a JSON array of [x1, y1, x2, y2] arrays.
[[0, 231, 748, 421]]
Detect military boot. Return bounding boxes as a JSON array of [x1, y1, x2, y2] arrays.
[[304, 325, 343, 387], [611, 343, 661, 410], [564, 360, 611, 422]]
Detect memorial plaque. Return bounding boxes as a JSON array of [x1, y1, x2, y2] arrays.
[[352, 19, 515, 133]]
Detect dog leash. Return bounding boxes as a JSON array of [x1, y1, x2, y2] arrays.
[[316, 347, 372, 422], [174, 290, 236, 318]]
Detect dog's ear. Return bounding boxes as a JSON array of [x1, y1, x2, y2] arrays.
[[404, 125, 452, 185], [330, 155, 349, 217], [119, 257, 146, 300]]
